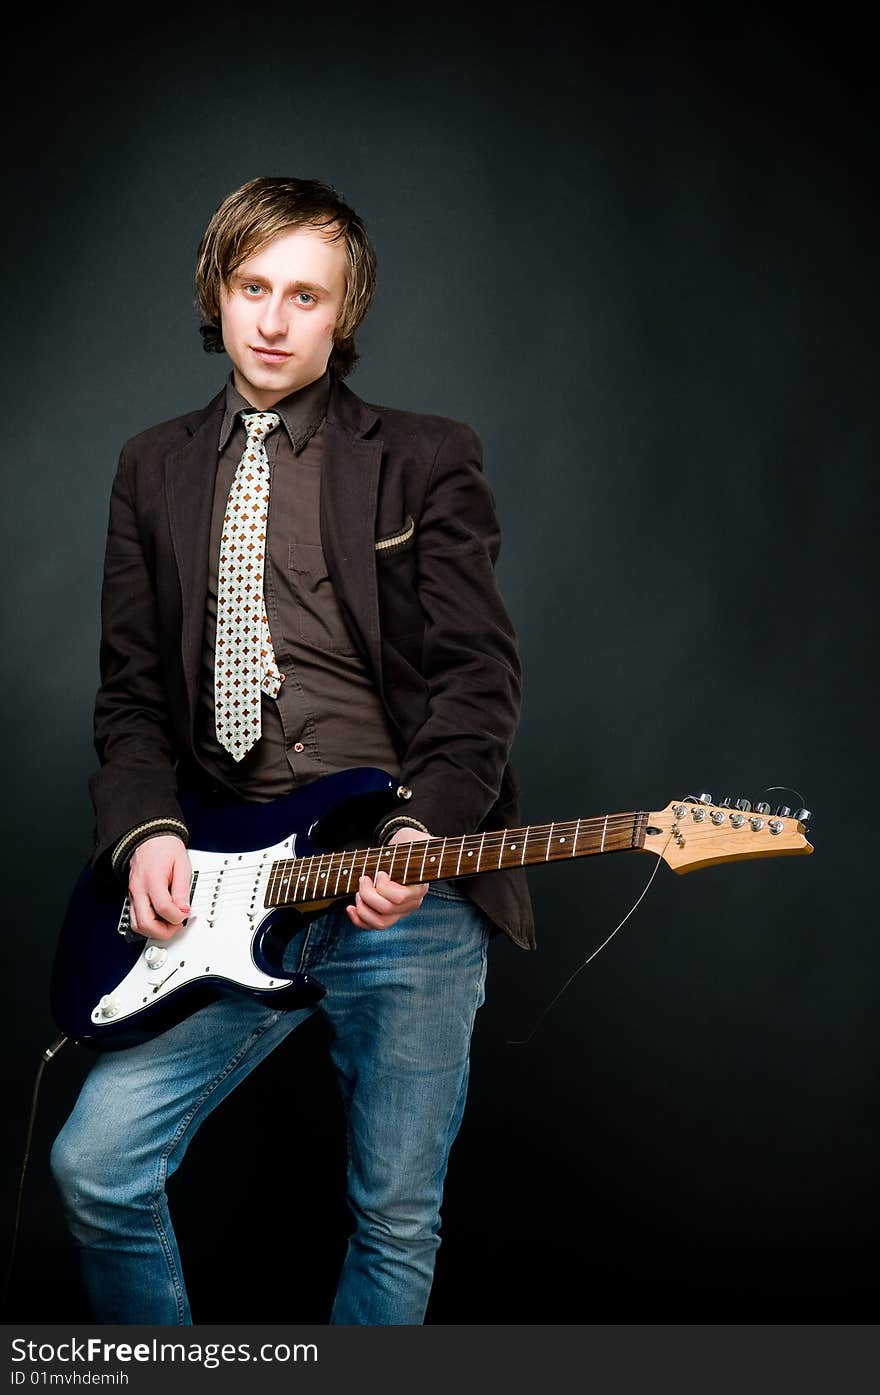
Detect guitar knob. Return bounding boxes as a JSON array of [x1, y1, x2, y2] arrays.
[[775, 805, 792, 818], [754, 802, 771, 815], [793, 808, 812, 824], [144, 945, 168, 970], [735, 798, 752, 812], [697, 792, 713, 805]]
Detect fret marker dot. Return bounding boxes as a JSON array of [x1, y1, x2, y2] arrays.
[[430, 856, 436, 862], [560, 837, 565, 843], [511, 845, 517, 850]]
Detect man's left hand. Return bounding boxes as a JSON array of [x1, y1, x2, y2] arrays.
[[346, 826, 430, 930]]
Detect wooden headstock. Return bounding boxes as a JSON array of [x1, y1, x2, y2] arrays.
[[642, 800, 813, 874]]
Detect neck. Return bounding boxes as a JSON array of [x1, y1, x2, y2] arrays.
[[264, 812, 648, 907]]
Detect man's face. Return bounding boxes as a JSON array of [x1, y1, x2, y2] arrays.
[[219, 224, 348, 407]]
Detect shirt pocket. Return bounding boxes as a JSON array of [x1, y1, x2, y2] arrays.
[[288, 542, 360, 656]]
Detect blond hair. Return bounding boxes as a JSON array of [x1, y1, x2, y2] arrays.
[[195, 176, 377, 377]]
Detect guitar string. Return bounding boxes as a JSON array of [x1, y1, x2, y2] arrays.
[[505, 833, 672, 1047], [124, 803, 775, 923], [139, 811, 748, 903], [144, 814, 649, 896]]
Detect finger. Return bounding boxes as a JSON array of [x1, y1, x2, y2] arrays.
[[352, 892, 398, 930], [146, 876, 189, 927], [170, 854, 192, 915], [376, 868, 430, 902], [358, 874, 401, 912], [129, 886, 172, 941]]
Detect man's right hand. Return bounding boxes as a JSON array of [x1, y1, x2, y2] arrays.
[[127, 835, 192, 941]]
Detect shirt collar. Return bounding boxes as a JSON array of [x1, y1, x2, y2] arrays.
[[218, 369, 331, 453]]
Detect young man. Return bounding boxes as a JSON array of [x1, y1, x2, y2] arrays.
[[51, 177, 533, 1325]]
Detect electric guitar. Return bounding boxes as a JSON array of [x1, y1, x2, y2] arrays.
[[50, 766, 813, 1051]]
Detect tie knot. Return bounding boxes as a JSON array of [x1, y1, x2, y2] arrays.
[[242, 411, 280, 442]]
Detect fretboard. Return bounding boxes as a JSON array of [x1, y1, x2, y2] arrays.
[[264, 812, 648, 908]]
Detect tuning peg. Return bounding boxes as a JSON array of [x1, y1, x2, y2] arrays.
[[719, 796, 732, 807], [697, 792, 713, 804], [735, 798, 752, 812], [754, 802, 771, 815], [774, 805, 792, 818], [793, 808, 812, 824]]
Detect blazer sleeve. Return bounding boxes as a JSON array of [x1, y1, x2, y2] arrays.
[[382, 421, 523, 838], [87, 443, 188, 876]]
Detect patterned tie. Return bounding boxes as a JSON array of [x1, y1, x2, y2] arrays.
[[214, 411, 285, 762]]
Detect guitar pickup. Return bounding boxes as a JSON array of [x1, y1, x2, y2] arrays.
[[116, 897, 140, 942]]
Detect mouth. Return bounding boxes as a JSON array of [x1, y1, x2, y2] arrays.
[[251, 347, 291, 363]]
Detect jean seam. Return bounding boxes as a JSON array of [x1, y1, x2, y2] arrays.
[[145, 1009, 285, 1321]]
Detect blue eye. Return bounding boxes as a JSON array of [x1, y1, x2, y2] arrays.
[[296, 292, 314, 305]]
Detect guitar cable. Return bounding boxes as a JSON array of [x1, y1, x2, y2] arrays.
[[2, 1032, 69, 1316], [506, 838, 670, 1047], [506, 781, 812, 1046]]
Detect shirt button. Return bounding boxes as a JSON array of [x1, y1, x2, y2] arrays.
[[293, 742, 305, 752]]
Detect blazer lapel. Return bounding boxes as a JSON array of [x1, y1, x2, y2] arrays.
[[165, 389, 225, 730], [320, 379, 385, 698]]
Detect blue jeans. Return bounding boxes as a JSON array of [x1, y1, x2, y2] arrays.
[[51, 882, 490, 1325]]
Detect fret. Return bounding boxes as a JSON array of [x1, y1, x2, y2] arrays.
[[402, 839, 415, 885], [307, 854, 320, 901], [497, 830, 506, 868], [520, 828, 527, 866], [281, 858, 295, 906], [292, 859, 304, 903], [332, 852, 345, 897], [437, 836, 448, 881], [545, 823, 554, 861], [454, 836, 465, 878], [600, 816, 608, 853], [476, 830, 486, 874], [266, 860, 278, 907]]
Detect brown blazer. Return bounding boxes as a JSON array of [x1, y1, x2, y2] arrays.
[[89, 374, 535, 950]]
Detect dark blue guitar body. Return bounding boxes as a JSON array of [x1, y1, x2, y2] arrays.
[[51, 767, 404, 1051]]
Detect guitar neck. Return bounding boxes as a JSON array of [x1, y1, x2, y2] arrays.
[[265, 811, 648, 907]]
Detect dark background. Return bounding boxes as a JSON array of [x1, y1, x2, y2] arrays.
[[1, 6, 876, 1323]]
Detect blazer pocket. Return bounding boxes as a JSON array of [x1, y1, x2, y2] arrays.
[[374, 515, 415, 558]]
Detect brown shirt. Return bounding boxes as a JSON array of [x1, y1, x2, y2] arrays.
[[194, 371, 402, 799]]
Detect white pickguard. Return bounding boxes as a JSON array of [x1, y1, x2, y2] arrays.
[[91, 833, 301, 1027]]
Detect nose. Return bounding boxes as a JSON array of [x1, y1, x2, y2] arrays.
[[256, 294, 287, 340]]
